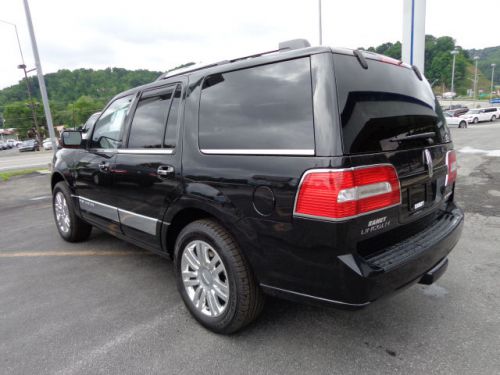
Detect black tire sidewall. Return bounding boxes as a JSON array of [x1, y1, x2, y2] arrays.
[[174, 223, 242, 333]]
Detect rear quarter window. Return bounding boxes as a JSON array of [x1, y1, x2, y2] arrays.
[[333, 54, 451, 154], [199, 57, 314, 154]]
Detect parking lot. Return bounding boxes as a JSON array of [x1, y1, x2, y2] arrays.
[[1, 124, 499, 374], [0, 147, 52, 171]]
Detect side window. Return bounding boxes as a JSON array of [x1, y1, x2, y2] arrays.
[[91, 96, 133, 149], [164, 86, 182, 148], [199, 57, 314, 153], [128, 87, 174, 148]]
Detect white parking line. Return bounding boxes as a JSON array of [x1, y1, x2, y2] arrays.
[[30, 195, 51, 201]]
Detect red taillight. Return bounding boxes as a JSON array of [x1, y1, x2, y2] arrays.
[[445, 150, 457, 186], [294, 165, 401, 221]]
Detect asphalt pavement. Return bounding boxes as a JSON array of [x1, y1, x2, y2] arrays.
[[0, 147, 53, 171], [1, 124, 499, 374]]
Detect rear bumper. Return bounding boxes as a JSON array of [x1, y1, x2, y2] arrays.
[[259, 204, 464, 308]]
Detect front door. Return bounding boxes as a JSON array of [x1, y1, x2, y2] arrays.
[[74, 94, 135, 233], [112, 84, 184, 249]]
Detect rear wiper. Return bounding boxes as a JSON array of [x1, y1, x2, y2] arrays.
[[389, 132, 436, 142]]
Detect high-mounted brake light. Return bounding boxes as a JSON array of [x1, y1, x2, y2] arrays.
[[445, 150, 457, 186], [294, 165, 401, 221]]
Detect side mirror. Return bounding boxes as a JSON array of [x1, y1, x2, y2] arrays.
[[61, 130, 83, 148]]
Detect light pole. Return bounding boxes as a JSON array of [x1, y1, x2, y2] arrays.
[[0, 19, 26, 66], [473, 56, 480, 101], [1, 19, 42, 144], [318, 0, 323, 45], [23, 0, 58, 152], [491, 63, 496, 102], [450, 49, 458, 95]]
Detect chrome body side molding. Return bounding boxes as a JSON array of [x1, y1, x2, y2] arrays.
[[76, 196, 161, 236]]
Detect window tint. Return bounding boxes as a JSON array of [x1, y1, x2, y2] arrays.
[[164, 87, 181, 148], [91, 96, 133, 149], [199, 57, 314, 152], [333, 54, 451, 154], [128, 88, 174, 148]]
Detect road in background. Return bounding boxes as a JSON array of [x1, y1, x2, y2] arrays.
[[0, 124, 499, 374], [0, 148, 52, 171]]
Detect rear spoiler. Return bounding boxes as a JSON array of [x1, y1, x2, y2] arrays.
[[353, 49, 423, 80]]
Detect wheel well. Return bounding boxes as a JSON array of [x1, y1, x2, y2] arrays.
[[165, 208, 215, 256], [51, 172, 65, 191]]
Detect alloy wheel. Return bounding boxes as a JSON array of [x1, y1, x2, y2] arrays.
[[181, 240, 229, 317], [54, 191, 71, 234]]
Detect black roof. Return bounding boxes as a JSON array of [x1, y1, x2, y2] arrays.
[[111, 45, 359, 101]]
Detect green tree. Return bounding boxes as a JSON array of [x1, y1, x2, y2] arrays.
[[3, 101, 44, 138], [66, 96, 105, 127]]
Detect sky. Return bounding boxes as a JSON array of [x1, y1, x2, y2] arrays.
[[0, 0, 498, 90]]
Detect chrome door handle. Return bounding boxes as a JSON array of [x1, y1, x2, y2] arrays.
[[157, 165, 174, 177]]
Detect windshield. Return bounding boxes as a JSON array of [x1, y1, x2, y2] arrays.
[[468, 109, 480, 114]]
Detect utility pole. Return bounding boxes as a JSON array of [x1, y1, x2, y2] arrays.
[[17, 64, 41, 144], [473, 56, 480, 102], [318, 0, 323, 45], [0, 19, 41, 141], [23, 0, 58, 152], [491, 63, 496, 102], [450, 50, 458, 95], [0, 19, 26, 64]]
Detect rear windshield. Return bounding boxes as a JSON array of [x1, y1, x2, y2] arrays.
[[333, 54, 450, 154]]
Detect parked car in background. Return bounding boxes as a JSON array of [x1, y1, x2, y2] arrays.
[[442, 104, 467, 111], [19, 139, 40, 152], [6, 139, 19, 148], [0, 141, 7, 150], [460, 107, 500, 124], [42, 138, 53, 150], [446, 107, 469, 117], [445, 112, 469, 128], [52, 41, 463, 333]]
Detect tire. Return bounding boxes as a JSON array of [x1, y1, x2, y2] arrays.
[[491, 115, 496, 122], [174, 219, 264, 334], [473, 117, 479, 124], [52, 181, 92, 242], [459, 121, 467, 128]]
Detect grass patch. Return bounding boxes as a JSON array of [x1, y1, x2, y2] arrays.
[[0, 168, 45, 182]]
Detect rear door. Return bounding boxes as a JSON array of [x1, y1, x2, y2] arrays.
[[112, 83, 184, 249], [332, 53, 453, 228]]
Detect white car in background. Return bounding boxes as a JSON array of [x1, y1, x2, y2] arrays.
[[460, 107, 500, 124], [445, 112, 469, 128], [42, 138, 53, 150]]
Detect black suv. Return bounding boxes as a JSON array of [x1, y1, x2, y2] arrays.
[[51, 40, 464, 333]]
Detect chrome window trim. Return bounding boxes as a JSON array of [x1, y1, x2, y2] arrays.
[[292, 164, 402, 222], [200, 149, 315, 156], [260, 284, 370, 307], [117, 149, 174, 155]]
